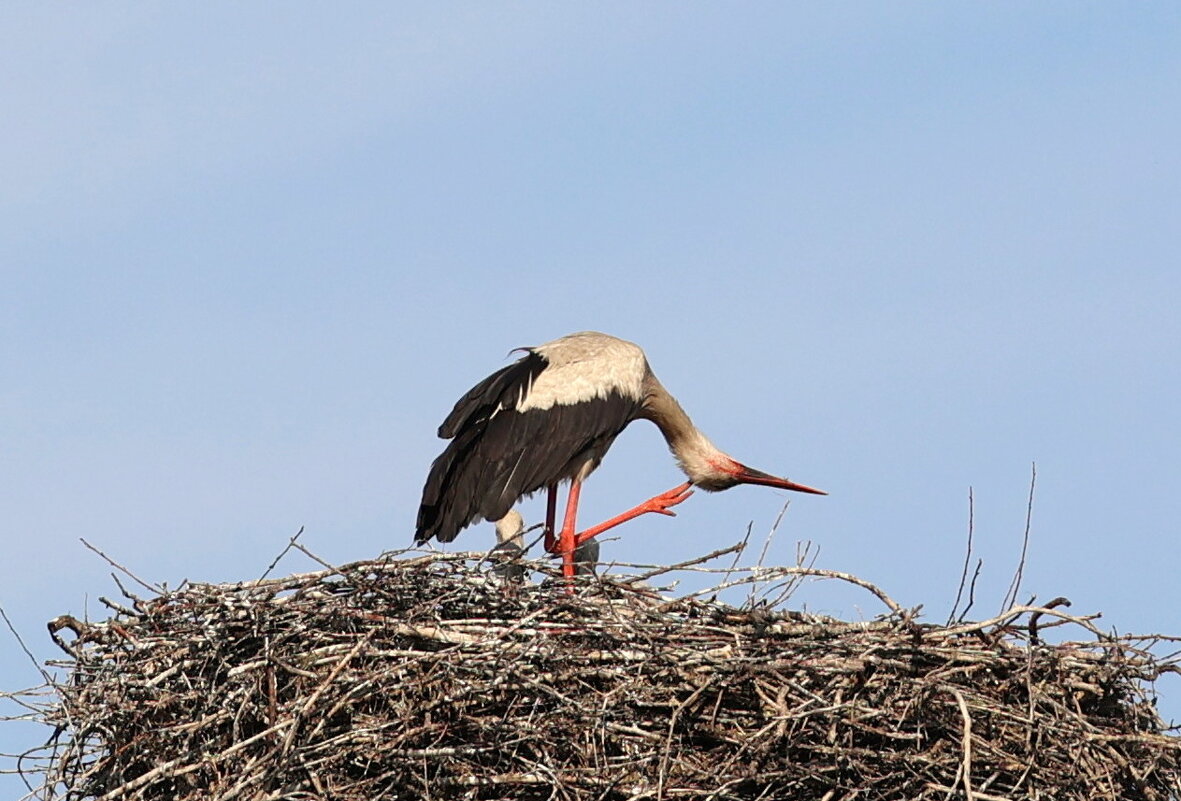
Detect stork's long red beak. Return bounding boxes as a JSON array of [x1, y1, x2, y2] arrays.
[[735, 465, 827, 495]]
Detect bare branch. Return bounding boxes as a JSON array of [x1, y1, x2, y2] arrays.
[[79, 538, 162, 594], [1001, 462, 1037, 613], [948, 486, 975, 625]]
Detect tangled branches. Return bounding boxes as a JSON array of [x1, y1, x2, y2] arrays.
[[11, 550, 1181, 800]]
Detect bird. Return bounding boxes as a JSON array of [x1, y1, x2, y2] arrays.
[[572, 535, 600, 578], [415, 331, 825, 579], [489, 509, 598, 582], [489, 510, 527, 583]]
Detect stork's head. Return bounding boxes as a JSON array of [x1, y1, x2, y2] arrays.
[[694, 456, 827, 495], [674, 430, 826, 495]]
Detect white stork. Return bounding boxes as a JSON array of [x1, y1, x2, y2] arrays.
[[415, 331, 825, 579]]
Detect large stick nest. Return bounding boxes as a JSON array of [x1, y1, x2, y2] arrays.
[[15, 549, 1181, 800]]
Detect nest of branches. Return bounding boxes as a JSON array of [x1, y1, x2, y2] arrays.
[[16, 548, 1181, 800]]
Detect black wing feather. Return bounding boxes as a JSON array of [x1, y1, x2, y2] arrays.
[[437, 351, 547, 439], [416, 378, 641, 545]]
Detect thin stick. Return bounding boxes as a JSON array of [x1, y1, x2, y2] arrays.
[[0, 605, 53, 686], [960, 559, 983, 623], [665, 566, 903, 615], [757, 500, 790, 568], [258, 526, 306, 582], [658, 677, 713, 797], [80, 538, 162, 594], [764, 540, 820, 608], [950, 688, 974, 801], [748, 501, 791, 607], [948, 487, 975, 625], [941, 603, 1105, 641], [1001, 463, 1037, 613], [292, 542, 340, 573], [622, 543, 744, 585], [721, 521, 755, 589]]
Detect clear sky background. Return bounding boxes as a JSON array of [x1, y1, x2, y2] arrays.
[[3, 5, 1180, 793]]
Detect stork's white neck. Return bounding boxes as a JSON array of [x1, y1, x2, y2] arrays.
[[640, 374, 741, 491]]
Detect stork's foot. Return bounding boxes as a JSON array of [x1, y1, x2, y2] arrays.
[[640, 483, 695, 518], [573, 482, 695, 548]]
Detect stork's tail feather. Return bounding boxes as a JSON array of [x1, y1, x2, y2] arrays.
[[415, 438, 465, 544]]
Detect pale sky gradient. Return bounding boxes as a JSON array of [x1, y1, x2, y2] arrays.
[[3, 6, 1180, 791]]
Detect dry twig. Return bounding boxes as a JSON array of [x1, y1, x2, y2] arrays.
[[1001, 463, 1038, 613]]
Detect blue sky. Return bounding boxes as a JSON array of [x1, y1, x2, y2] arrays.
[[3, 5, 1180, 791]]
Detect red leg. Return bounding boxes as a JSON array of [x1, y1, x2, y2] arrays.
[[543, 483, 558, 553], [557, 480, 582, 579], [574, 482, 694, 548]]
